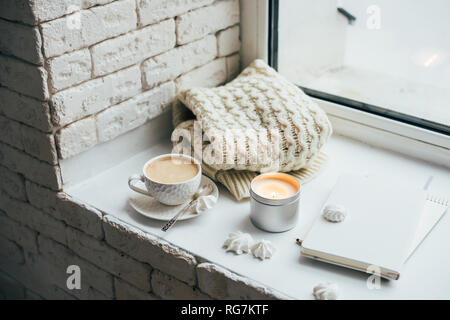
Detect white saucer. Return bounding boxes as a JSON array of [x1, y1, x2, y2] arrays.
[[129, 175, 219, 221]]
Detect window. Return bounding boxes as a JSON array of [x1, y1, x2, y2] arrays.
[[271, 0, 450, 135]]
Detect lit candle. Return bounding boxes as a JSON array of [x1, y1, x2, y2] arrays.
[[250, 173, 301, 233], [251, 173, 299, 199]]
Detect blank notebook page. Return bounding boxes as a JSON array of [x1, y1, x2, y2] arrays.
[[302, 174, 426, 273]]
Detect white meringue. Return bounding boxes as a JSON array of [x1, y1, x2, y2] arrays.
[[223, 231, 254, 255], [251, 240, 276, 260], [191, 194, 217, 213], [322, 204, 347, 222], [313, 282, 339, 300]]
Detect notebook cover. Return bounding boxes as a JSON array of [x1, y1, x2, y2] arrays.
[[301, 174, 426, 274]]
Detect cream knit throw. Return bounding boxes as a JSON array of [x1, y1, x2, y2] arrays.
[[172, 59, 332, 200]]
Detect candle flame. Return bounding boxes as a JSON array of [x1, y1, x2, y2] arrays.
[[269, 191, 278, 199]]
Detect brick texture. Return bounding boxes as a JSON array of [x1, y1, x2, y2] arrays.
[[91, 19, 175, 76], [0, 19, 43, 65], [51, 65, 142, 127], [176, 0, 239, 44], [0, 0, 255, 301], [103, 215, 197, 285], [96, 81, 175, 142], [40, 0, 137, 58], [142, 35, 217, 89], [137, 0, 214, 27]]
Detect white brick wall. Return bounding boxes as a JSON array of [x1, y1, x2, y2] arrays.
[[52, 66, 142, 127], [142, 35, 217, 89], [176, 0, 239, 44], [217, 25, 241, 57], [0, 55, 49, 100], [137, 0, 214, 27], [114, 278, 159, 300], [0, 19, 43, 65], [0, 165, 27, 201], [96, 81, 175, 142], [0, 88, 53, 132], [56, 117, 98, 159], [91, 19, 176, 76], [40, 0, 137, 58], [103, 215, 198, 285], [226, 53, 241, 81], [175, 57, 227, 92], [32, 0, 116, 24], [47, 49, 92, 92], [0, 0, 276, 301], [0, 143, 62, 190], [66, 227, 153, 291], [197, 263, 291, 300]]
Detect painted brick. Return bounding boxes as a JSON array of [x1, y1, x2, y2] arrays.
[[142, 35, 216, 89], [0, 165, 27, 201], [0, 0, 35, 25], [0, 20, 43, 65], [66, 227, 152, 291], [0, 247, 65, 300], [151, 270, 210, 300], [0, 271, 25, 300], [21, 125, 58, 164], [137, 0, 214, 27], [0, 116, 57, 164], [25, 289, 43, 300], [47, 49, 92, 93], [0, 191, 67, 246], [103, 215, 197, 285], [51, 65, 142, 127], [40, 0, 137, 58], [175, 58, 227, 92], [0, 236, 24, 265], [226, 53, 240, 81], [176, 0, 239, 44], [91, 19, 175, 76], [0, 115, 23, 150], [0, 88, 53, 132], [197, 263, 290, 300], [0, 143, 62, 190], [114, 278, 159, 300], [20, 249, 106, 300], [0, 55, 49, 101], [38, 235, 114, 298], [0, 209, 38, 253], [26, 181, 104, 239], [96, 81, 175, 142], [56, 117, 98, 159], [32, 0, 116, 23], [217, 25, 240, 57]]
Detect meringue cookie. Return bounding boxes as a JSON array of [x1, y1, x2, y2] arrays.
[[251, 240, 276, 260], [313, 282, 339, 300], [192, 194, 217, 213], [223, 231, 254, 255], [322, 204, 347, 222]]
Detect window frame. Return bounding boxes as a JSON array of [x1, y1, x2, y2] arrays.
[[240, 0, 450, 167]]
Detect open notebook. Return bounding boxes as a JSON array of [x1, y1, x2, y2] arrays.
[[301, 174, 448, 280]]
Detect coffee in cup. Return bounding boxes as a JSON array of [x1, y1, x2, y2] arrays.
[[128, 154, 201, 205]]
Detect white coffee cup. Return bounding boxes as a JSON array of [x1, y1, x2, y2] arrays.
[[128, 153, 202, 205]]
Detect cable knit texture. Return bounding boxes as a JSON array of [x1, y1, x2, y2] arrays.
[[172, 59, 332, 200]]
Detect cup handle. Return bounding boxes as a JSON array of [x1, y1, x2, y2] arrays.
[[128, 174, 152, 197]]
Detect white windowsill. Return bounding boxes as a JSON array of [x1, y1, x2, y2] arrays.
[[64, 115, 450, 299]]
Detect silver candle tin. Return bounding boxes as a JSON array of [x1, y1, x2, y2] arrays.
[[249, 173, 301, 233]]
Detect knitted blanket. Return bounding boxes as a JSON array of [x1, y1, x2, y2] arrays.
[[172, 59, 332, 200]]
